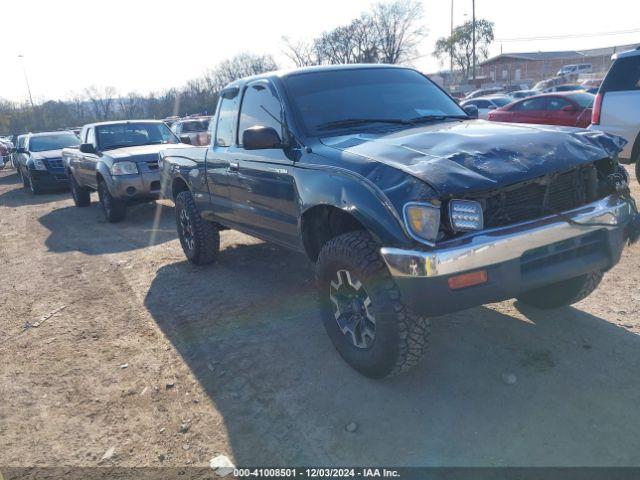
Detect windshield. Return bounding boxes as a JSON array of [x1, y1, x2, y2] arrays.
[[283, 68, 466, 136], [29, 133, 79, 152], [489, 97, 512, 107], [96, 123, 179, 150], [181, 120, 210, 133]]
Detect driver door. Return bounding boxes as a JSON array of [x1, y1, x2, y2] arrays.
[[229, 80, 299, 249]]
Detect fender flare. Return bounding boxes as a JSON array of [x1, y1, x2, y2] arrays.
[[296, 165, 412, 248]]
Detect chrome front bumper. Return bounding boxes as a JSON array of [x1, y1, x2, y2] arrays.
[[381, 195, 633, 278]]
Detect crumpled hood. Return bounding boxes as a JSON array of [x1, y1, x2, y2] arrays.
[[321, 120, 627, 196], [109, 143, 190, 163]]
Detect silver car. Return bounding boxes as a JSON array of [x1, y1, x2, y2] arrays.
[[588, 46, 640, 183]]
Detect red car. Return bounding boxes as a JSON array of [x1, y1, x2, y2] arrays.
[[487, 92, 594, 128]]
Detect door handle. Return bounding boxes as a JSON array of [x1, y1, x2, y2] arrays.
[[228, 162, 239, 173]]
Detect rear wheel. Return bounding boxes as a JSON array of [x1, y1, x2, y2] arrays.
[[316, 231, 430, 378], [175, 190, 219, 265], [69, 173, 91, 207], [98, 180, 126, 223], [634, 154, 639, 185], [517, 270, 603, 309]]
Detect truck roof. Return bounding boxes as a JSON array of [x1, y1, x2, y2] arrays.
[[82, 119, 166, 129], [27, 130, 77, 137], [226, 63, 413, 87]]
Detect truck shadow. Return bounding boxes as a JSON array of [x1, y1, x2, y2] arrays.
[[0, 182, 69, 207], [39, 201, 178, 254], [144, 240, 640, 467], [0, 170, 22, 185]]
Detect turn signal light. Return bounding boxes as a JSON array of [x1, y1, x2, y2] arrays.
[[447, 270, 488, 290]]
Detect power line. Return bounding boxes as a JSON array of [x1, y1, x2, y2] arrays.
[[498, 28, 640, 43]]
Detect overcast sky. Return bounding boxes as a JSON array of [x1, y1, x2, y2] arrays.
[[2, 0, 639, 103]]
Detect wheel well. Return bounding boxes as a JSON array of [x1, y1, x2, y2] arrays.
[[301, 205, 366, 261], [171, 177, 189, 200]]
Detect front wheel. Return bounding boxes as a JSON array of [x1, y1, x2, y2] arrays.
[[175, 190, 219, 265], [28, 172, 43, 195], [20, 167, 29, 188], [70, 173, 91, 207], [517, 270, 603, 309], [98, 180, 126, 223], [316, 231, 430, 378]]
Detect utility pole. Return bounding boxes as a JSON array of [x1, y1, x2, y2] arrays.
[[450, 0, 454, 83], [472, 0, 476, 83], [18, 54, 34, 108]]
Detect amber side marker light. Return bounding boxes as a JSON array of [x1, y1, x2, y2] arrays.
[[447, 270, 488, 290]]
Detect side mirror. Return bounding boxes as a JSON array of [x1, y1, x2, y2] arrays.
[[488, 105, 497, 110], [16, 147, 27, 154], [79, 143, 96, 154], [562, 105, 577, 112], [179, 135, 192, 144], [463, 105, 479, 119], [242, 126, 283, 150]]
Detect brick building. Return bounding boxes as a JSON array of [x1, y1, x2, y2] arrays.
[[477, 43, 639, 87]]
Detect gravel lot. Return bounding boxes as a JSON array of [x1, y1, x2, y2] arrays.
[[1, 166, 639, 468]]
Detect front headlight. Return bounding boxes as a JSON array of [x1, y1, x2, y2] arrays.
[[111, 161, 138, 175], [31, 157, 47, 170], [404, 202, 441, 244], [449, 199, 484, 232]]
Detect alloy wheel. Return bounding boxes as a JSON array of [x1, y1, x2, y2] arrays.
[[179, 208, 195, 253], [329, 269, 376, 349]]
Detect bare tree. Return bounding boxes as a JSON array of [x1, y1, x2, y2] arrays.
[[281, 0, 426, 66], [84, 86, 118, 120], [372, 0, 426, 64]]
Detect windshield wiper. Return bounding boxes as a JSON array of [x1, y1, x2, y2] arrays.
[[317, 118, 411, 131], [406, 114, 469, 124]]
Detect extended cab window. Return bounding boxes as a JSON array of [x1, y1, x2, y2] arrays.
[[238, 83, 282, 145], [215, 97, 238, 147], [601, 56, 640, 92], [86, 128, 96, 146]]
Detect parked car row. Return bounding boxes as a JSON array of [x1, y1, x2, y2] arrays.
[[3, 62, 639, 379]]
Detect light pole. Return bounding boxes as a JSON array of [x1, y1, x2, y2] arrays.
[[18, 54, 34, 108], [472, 0, 476, 83]]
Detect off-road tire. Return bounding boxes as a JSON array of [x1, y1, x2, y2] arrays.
[[98, 179, 126, 223], [70, 173, 91, 207], [517, 270, 604, 309], [316, 230, 430, 378], [175, 190, 219, 265], [634, 154, 639, 186]]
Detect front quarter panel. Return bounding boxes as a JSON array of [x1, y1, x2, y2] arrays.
[[296, 151, 424, 248], [159, 146, 209, 206]]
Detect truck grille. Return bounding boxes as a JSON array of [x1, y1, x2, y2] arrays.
[[45, 158, 64, 169], [481, 165, 599, 228]]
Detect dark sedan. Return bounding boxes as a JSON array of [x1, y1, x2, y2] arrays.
[[487, 92, 594, 128], [16, 131, 80, 193]]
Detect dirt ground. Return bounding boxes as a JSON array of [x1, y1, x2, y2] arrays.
[[1, 165, 639, 469]]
